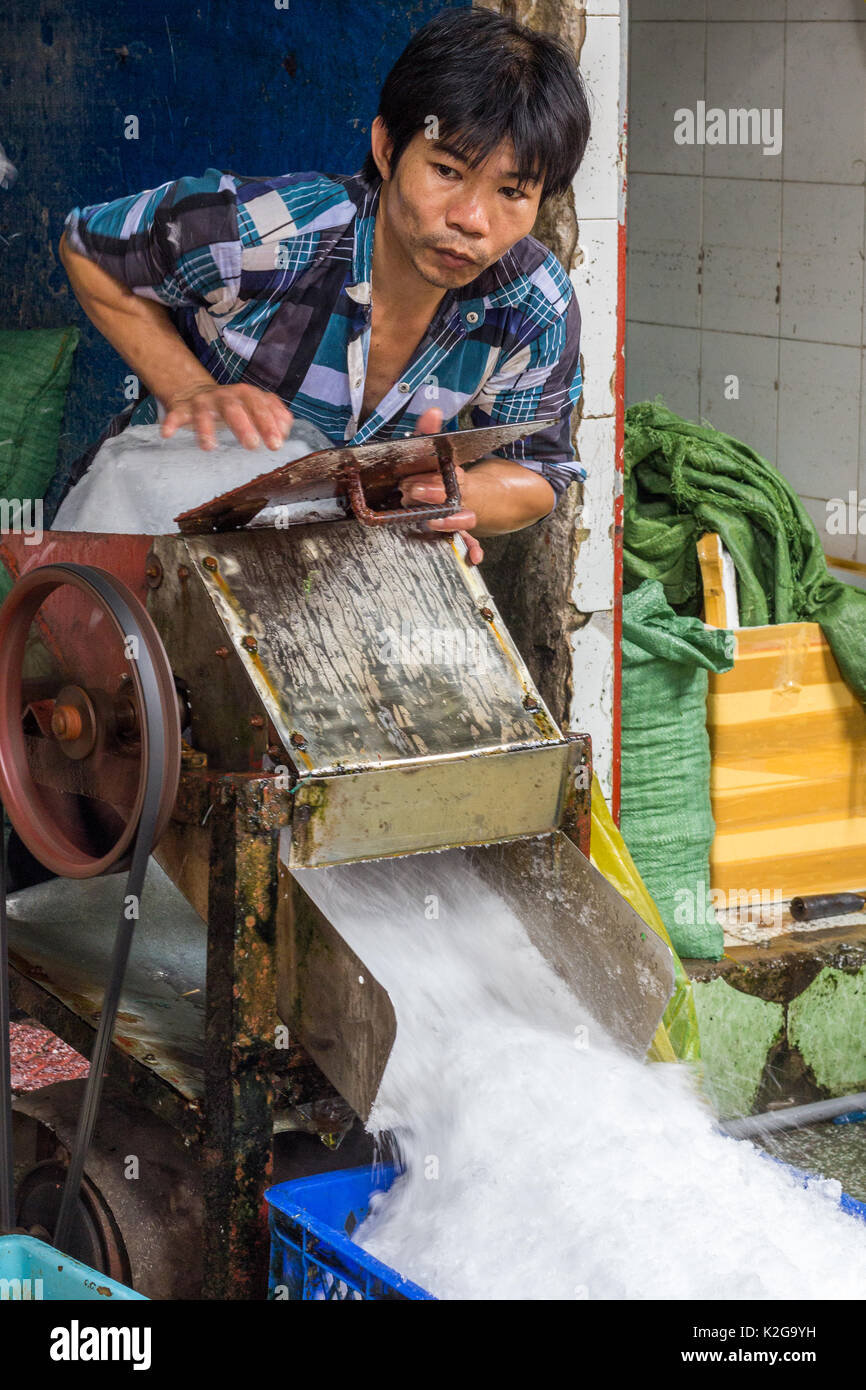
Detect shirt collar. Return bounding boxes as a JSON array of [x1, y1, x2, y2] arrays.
[[346, 174, 381, 306]]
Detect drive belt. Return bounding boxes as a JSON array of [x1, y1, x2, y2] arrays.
[[0, 563, 171, 1254]]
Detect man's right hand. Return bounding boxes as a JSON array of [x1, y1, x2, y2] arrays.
[[161, 382, 293, 452]]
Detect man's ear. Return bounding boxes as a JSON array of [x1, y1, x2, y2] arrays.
[[370, 115, 395, 182]]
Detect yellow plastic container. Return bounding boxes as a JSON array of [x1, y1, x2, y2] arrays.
[[699, 533, 866, 900]]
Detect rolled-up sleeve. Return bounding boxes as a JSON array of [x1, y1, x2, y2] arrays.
[[63, 168, 242, 316], [470, 290, 584, 507]]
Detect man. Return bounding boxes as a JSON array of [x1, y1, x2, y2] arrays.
[[56, 7, 591, 564]]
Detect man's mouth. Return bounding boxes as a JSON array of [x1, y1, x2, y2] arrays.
[[432, 247, 477, 269]]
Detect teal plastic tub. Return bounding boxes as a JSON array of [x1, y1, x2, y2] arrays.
[[0, 1234, 147, 1300]]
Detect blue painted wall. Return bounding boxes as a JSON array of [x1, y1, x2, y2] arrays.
[[0, 0, 468, 474]]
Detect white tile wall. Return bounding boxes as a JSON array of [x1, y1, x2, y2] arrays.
[[777, 339, 860, 497], [577, 16, 622, 221], [570, 612, 616, 806], [630, 0, 705, 20], [628, 22, 706, 176], [780, 182, 865, 346], [702, 178, 782, 336], [626, 6, 866, 565], [574, 219, 619, 417], [626, 174, 702, 328], [626, 321, 701, 419], [699, 331, 780, 463], [858, 349, 866, 563], [782, 24, 866, 184], [704, 23, 786, 182], [786, 0, 866, 19], [572, 414, 617, 613], [708, 0, 785, 18], [568, 4, 625, 806]]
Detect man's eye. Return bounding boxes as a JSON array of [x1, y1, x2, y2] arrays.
[[435, 163, 459, 178], [501, 187, 527, 200]]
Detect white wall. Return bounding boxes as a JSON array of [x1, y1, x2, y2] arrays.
[[570, 0, 627, 807], [625, 1, 866, 563]]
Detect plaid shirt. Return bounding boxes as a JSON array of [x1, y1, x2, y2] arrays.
[[63, 168, 585, 503]]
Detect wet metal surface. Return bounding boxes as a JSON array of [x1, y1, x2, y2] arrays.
[[468, 831, 676, 1060], [5, 858, 206, 1101], [181, 524, 561, 775], [288, 744, 573, 868]]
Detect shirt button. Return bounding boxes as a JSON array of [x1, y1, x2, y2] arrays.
[[398, 381, 411, 393], [353, 377, 362, 389], [465, 310, 479, 324]]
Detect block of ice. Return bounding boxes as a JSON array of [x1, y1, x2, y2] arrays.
[[53, 418, 334, 535]]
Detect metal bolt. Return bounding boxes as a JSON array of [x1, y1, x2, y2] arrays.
[[290, 731, 307, 749], [479, 606, 495, 622], [214, 646, 229, 659], [177, 565, 190, 581], [145, 556, 163, 589], [522, 693, 540, 711], [51, 705, 83, 741], [202, 556, 218, 572], [241, 635, 258, 653], [250, 714, 265, 729]]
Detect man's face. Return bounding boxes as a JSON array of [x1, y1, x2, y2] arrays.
[[376, 124, 544, 290]]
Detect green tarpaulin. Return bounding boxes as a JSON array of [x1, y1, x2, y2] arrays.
[[0, 326, 78, 601], [623, 400, 866, 706]]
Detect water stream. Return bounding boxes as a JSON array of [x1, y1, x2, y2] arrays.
[[293, 849, 866, 1300]]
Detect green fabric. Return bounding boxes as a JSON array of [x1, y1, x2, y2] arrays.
[[0, 327, 79, 497], [620, 580, 735, 960], [0, 326, 78, 601], [623, 399, 866, 705]]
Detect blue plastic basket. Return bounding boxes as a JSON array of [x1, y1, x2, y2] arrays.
[[0, 1234, 147, 1300], [784, 1160, 866, 1224], [266, 1164, 435, 1301], [267, 1156, 866, 1303]]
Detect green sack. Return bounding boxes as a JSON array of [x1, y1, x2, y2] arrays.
[[0, 326, 79, 602], [620, 579, 735, 960], [623, 399, 866, 706]]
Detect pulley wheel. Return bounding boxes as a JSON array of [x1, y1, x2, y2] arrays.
[[0, 564, 181, 878], [15, 1159, 131, 1286]]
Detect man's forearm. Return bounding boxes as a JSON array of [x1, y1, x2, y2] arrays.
[[462, 458, 557, 535], [59, 230, 215, 407]]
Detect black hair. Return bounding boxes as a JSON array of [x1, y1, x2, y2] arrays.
[[361, 7, 591, 203]]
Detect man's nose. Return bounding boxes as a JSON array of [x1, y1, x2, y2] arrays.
[[445, 197, 489, 239]]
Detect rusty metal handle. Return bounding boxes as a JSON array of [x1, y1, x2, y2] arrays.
[[343, 456, 462, 527]]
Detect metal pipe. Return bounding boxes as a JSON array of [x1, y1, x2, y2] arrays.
[[790, 892, 866, 922], [721, 1093, 866, 1140]]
